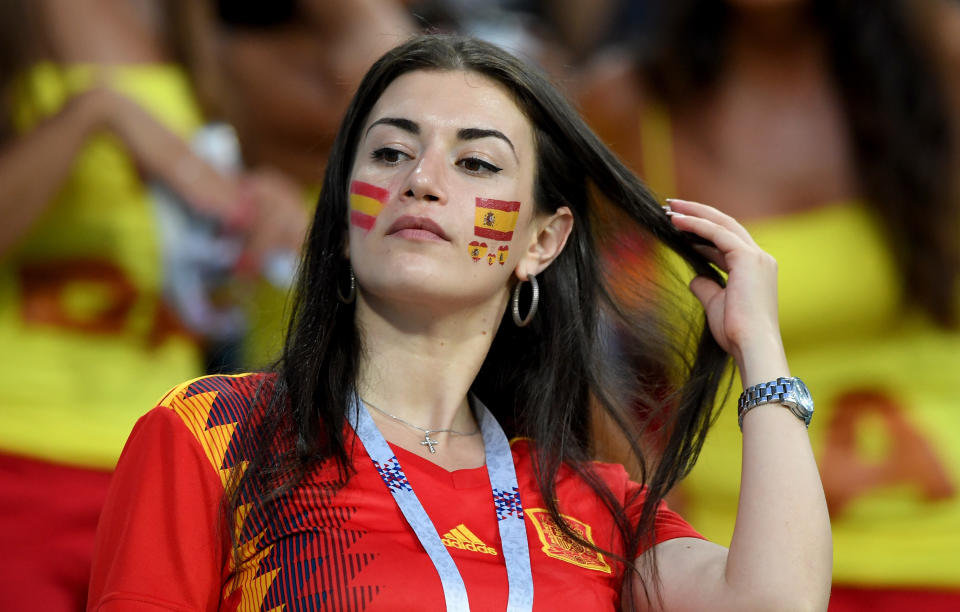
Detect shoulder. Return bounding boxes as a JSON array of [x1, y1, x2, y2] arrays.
[[108, 372, 276, 497], [149, 372, 276, 469], [156, 372, 273, 424]]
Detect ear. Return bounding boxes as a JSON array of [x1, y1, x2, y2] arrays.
[[514, 206, 574, 281]]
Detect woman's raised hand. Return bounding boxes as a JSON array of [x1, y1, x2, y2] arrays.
[[665, 198, 787, 384]]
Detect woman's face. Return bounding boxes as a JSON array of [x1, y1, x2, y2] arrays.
[[347, 69, 541, 312]]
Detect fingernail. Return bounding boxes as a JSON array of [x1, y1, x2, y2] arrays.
[[662, 205, 672, 214], [666, 210, 684, 218]]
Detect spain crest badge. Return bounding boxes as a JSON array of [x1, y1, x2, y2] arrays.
[[524, 508, 612, 573]]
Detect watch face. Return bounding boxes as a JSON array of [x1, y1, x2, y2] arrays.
[[789, 378, 814, 426], [793, 378, 814, 414]]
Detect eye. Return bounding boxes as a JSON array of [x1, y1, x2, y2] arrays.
[[458, 157, 502, 175], [371, 147, 410, 166]]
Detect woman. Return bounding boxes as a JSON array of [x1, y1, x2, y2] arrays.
[[88, 35, 830, 611], [578, 1, 960, 608]]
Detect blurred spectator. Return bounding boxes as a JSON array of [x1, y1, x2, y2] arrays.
[[0, 0, 299, 607], [166, 0, 412, 367], [402, 0, 621, 80], [578, 0, 960, 609], [529, 0, 649, 64]]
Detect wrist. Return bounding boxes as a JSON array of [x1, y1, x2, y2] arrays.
[[733, 335, 790, 388], [738, 376, 814, 429], [73, 87, 123, 136]]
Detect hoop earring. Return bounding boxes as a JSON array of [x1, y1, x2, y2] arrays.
[[512, 274, 539, 327], [337, 265, 356, 304]]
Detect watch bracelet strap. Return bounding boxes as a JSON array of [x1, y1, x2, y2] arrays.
[[737, 377, 804, 430]]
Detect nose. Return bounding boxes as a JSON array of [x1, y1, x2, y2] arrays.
[[402, 148, 446, 204]]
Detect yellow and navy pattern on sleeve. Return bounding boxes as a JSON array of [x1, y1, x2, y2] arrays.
[[161, 373, 385, 611]]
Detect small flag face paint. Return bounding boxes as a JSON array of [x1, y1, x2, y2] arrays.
[[469, 241, 488, 262], [474, 198, 520, 241], [487, 250, 497, 265], [350, 181, 389, 230], [497, 245, 509, 265]]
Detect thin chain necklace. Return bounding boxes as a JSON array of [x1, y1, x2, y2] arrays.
[[362, 398, 480, 454], [350, 395, 533, 610]]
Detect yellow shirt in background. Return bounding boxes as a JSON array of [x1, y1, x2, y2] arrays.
[[0, 63, 204, 468]]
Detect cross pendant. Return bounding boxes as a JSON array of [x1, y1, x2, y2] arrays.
[[421, 432, 439, 453]]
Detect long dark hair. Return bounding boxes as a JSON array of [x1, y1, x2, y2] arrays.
[[640, 0, 959, 327], [230, 34, 728, 601]]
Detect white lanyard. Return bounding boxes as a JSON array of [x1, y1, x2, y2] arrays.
[[348, 395, 534, 611]]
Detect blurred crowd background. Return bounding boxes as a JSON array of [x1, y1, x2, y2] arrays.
[[0, 0, 958, 610]]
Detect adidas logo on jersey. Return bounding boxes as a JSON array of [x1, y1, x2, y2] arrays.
[[441, 524, 498, 555]]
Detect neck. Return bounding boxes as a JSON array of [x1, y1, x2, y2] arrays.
[[705, 6, 836, 114], [354, 289, 507, 434], [725, 4, 825, 80]]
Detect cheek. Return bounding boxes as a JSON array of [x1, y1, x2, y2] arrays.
[[348, 180, 389, 231], [467, 196, 521, 267]]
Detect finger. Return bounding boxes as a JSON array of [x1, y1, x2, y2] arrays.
[[689, 275, 724, 309], [680, 231, 717, 249], [666, 199, 753, 245], [665, 198, 757, 248], [668, 211, 750, 255], [692, 244, 728, 271]]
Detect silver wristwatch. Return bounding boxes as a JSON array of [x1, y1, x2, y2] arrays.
[[737, 376, 814, 430]]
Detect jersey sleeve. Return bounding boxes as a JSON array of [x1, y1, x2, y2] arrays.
[[622, 470, 705, 555], [87, 406, 227, 611]]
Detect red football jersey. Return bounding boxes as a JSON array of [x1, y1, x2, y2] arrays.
[[89, 374, 703, 611]]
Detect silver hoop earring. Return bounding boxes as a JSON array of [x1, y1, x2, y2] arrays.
[[511, 274, 539, 327], [337, 265, 356, 304]]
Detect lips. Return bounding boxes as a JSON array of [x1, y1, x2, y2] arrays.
[[386, 215, 450, 241]]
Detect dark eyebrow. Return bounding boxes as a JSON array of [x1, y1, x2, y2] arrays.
[[458, 128, 517, 161], [365, 118, 518, 162], [366, 117, 419, 137]]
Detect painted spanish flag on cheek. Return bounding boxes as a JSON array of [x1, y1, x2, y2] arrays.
[[350, 181, 390, 230], [474, 198, 521, 241]]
